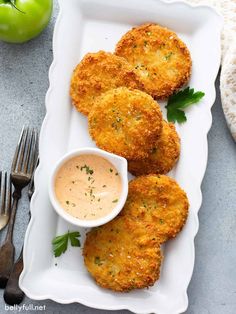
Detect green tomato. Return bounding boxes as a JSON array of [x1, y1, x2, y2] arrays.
[[0, 0, 53, 43]]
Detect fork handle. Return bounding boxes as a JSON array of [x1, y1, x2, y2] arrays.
[[5, 190, 21, 243], [4, 251, 24, 305], [0, 192, 21, 288]]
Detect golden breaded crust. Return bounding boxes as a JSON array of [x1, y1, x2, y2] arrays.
[[120, 175, 189, 243], [83, 215, 162, 292], [128, 121, 180, 176], [88, 87, 163, 160], [70, 51, 143, 115], [115, 23, 192, 99]]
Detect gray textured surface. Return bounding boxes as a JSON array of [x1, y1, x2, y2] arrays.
[[0, 1, 236, 314]]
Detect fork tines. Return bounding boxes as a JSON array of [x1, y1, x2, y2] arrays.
[[11, 127, 38, 176]]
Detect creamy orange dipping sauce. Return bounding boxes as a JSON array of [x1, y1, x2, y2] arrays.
[[54, 155, 122, 220]]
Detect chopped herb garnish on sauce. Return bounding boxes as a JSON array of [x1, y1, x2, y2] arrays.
[[80, 164, 94, 175], [55, 155, 122, 222]]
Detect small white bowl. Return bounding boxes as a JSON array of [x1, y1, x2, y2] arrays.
[[48, 147, 128, 228]]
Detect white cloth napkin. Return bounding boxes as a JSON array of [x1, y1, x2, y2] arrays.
[[169, 0, 236, 140]]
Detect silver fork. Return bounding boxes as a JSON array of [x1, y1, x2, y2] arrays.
[[0, 127, 38, 288], [0, 172, 12, 231], [4, 157, 38, 305]]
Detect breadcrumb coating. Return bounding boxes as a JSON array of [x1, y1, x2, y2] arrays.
[[88, 87, 163, 160], [70, 51, 143, 115], [120, 175, 189, 243], [83, 215, 162, 292], [128, 121, 180, 175], [115, 23, 192, 99]]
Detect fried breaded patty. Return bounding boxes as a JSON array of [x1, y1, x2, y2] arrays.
[[88, 87, 163, 160], [115, 23, 192, 99], [70, 51, 143, 115], [128, 121, 180, 176], [83, 215, 162, 292], [120, 175, 189, 243]]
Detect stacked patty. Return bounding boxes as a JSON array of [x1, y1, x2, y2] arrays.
[[88, 87, 163, 160], [83, 215, 163, 292], [115, 23, 191, 99], [128, 120, 180, 176], [83, 175, 189, 292], [70, 51, 144, 115]]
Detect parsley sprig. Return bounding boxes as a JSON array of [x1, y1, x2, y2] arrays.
[[52, 231, 81, 257], [166, 87, 205, 123]]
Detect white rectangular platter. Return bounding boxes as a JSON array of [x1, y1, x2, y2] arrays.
[[20, 0, 223, 313]]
